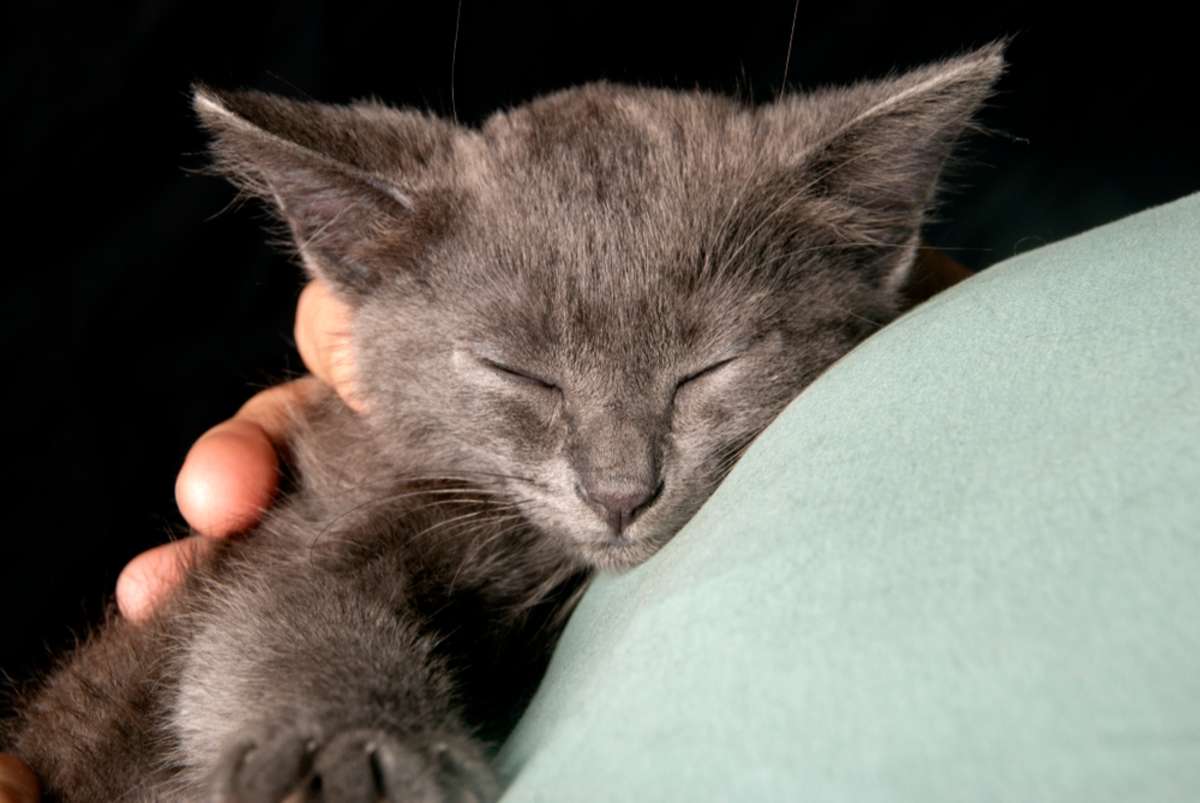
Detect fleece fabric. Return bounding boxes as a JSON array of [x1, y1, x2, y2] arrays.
[[499, 193, 1200, 802]]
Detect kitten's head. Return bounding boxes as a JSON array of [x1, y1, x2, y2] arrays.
[[196, 44, 1003, 569]]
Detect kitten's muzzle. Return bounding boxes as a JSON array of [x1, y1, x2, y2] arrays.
[[574, 477, 663, 536]]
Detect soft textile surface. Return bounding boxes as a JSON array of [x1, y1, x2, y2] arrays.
[[498, 193, 1200, 802]]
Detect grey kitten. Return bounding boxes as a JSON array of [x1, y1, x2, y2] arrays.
[[5, 44, 1003, 802]]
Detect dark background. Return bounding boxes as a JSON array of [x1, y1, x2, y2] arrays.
[[6, 2, 1197, 692]]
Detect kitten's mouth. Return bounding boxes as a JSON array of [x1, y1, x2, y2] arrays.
[[580, 540, 650, 570], [571, 527, 666, 571], [522, 494, 674, 570]]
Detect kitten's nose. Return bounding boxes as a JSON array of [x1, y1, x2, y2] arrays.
[[576, 478, 663, 535]]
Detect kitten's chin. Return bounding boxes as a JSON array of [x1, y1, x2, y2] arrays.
[[577, 541, 653, 571], [531, 507, 675, 570], [570, 531, 666, 571]]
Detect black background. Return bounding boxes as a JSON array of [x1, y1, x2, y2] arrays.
[[6, 2, 1197, 693]]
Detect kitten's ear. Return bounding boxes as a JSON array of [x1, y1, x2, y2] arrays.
[[776, 42, 1005, 289], [193, 86, 457, 299]]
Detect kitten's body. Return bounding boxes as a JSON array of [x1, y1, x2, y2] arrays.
[[13, 397, 583, 800], [6, 46, 1003, 801]]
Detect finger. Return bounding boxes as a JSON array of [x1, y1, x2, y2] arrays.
[[116, 536, 213, 623], [0, 754, 40, 803], [901, 247, 973, 308], [295, 280, 363, 411], [175, 378, 319, 538]]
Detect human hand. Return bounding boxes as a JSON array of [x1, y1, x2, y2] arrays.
[[116, 279, 360, 622], [0, 282, 357, 796], [0, 755, 38, 803], [0, 282, 357, 798], [902, 247, 974, 308]]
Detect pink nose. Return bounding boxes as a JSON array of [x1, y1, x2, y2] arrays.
[[576, 479, 663, 534]]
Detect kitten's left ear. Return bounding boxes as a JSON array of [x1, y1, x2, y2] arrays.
[[773, 42, 1006, 290], [194, 87, 459, 300]]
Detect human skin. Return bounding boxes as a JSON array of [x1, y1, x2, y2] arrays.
[[0, 280, 356, 803], [117, 279, 362, 622], [0, 251, 969, 800]]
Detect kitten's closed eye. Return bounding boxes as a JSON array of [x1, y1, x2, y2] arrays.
[[674, 356, 740, 400], [480, 356, 560, 391], [677, 356, 739, 388]]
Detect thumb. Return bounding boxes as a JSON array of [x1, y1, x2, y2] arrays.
[[295, 280, 363, 412]]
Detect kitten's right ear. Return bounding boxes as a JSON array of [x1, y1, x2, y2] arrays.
[[193, 86, 458, 299], [765, 43, 1005, 292]]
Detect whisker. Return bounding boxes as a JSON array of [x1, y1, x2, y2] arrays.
[[448, 515, 530, 592], [449, 0, 463, 123], [299, 483, 525, 554], [779, 0, 800, 102], [410, 508, 516, 544]]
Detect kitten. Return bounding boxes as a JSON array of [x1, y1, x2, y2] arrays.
[[5, 45, 1003, 802]]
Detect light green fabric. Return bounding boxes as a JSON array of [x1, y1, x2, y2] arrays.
[[499, 193, 1200, 802]]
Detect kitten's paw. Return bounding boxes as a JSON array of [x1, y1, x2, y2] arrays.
[[209, 725, 498, 803]]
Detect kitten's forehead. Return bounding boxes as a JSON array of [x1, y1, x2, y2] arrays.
[[472, 84, 756, 209], [454, 88, 759, 292], [427, 86, 792, 370], [452, 235, 725, 376]]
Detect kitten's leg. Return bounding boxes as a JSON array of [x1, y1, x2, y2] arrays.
[[174, 552, 499, 803], [3, 611, 179, 803]]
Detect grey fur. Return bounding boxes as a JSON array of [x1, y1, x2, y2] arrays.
[[5, 44, 1003, 801]]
